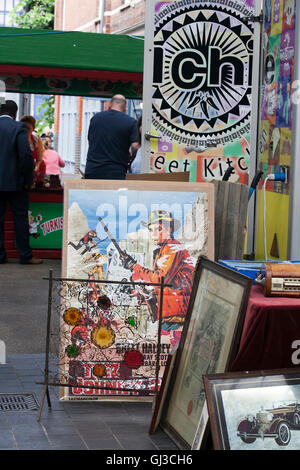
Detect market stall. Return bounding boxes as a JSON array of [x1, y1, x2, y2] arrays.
[[0, 26, 143, 98], [0, 26, 144, 258], [4, 188, 63, 259], [2, 0, 300, 456]]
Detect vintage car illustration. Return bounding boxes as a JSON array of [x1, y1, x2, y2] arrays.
[[237, 403, 300, 446]]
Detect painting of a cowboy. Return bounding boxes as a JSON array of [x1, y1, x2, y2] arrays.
[[119, 210, 194, 347]]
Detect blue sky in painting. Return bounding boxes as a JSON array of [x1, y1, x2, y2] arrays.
[[68, 189, 201, 252]]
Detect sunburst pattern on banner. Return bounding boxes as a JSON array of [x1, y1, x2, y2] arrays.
[[153, 5, 254, 138]]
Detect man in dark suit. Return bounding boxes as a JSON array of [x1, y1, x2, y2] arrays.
[[0, 100, 42, 264], [84, 94, 139, 180]]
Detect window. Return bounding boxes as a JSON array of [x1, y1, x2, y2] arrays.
[[0, 0, 21, 26], [120, 0, 131, 11]]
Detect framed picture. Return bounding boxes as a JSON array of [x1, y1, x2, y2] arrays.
[[159, 257, 252, 448], [59, 180, 214, 400], [149, 351, 177, 434], [191, 400, 209, 450], [204, 369, 300, 450]]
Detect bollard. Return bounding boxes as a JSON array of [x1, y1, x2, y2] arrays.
[[0, 340, 6, 364]]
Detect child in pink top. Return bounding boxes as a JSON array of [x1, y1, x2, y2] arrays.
[[42, 136, 65, 178]]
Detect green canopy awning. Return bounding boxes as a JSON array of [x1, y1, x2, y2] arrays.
[[0, 27, 144, 98]]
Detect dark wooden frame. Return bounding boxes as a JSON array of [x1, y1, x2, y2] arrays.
[[203, 368, 300, 450], [158, 256, 252, 449], [149, 351, 177, 434]]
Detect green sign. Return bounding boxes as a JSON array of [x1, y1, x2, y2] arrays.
[[28, 202, 63, 249], [3, 75, 142, 99]]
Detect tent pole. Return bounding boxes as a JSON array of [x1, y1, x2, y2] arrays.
[[74, 96, 83, 174]]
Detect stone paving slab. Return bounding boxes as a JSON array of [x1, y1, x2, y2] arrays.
[[0, 260, 178, 452], [0, 354, 178, 451]]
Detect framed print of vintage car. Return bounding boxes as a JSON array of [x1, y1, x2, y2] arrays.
[[158, 257, 252, 448], [204, 369, 300, 450]]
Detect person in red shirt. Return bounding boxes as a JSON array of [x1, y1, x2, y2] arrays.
[[120, 210, 194, 347], [20, 116, 46, 187], [42, 135, 65, 180]]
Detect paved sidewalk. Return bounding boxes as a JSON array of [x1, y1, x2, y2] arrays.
[[0, 259, 61, 354], [0, 354, 177, 450], [0, 259, 177, 451]]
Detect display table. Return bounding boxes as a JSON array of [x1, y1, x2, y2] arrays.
[[231, 285, 300, 372], [4, 188, 63, 259]]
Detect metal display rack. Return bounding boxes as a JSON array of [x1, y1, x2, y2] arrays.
[[37, 269, 170, 421]]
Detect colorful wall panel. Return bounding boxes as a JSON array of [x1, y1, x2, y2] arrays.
[[256, 0, 296, 260]]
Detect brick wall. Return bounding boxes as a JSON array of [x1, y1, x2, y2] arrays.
[[54, 0, 63, 29], [55, 0, 100, 32], [109, 0, 145, 34], [55, 0, 145, 34]]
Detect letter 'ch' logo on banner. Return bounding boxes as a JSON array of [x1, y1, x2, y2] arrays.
[[153, 4, 254, 139]]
